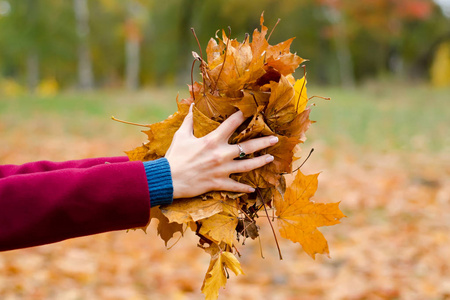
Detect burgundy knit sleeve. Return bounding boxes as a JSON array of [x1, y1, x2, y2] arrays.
[[0, 160, 150, 251], [0, 156, 130, 178]]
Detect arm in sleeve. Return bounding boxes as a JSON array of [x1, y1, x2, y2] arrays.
[[0, 160, 150, 251], [0, 156, 130, 178]]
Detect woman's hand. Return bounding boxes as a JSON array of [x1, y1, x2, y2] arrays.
[[165, 104, 278, 199]]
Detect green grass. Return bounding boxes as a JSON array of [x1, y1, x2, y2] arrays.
[[1, 83, 448, 153], [306, 83, 449, 152]]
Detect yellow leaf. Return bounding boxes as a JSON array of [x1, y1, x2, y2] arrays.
[[199, 200, 239, 246], [141, 103, 190, 157], [293, 76, 308, 113], [161, 197, 227, 223], [193, 105, 221, 137], [265, 75, 297, 127], [274, 171, 345, 259], [150, 206, 184, 247], [201, 251, 244, 300]]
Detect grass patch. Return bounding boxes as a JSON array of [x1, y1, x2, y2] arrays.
[[306, 83, 449, 152], [1, 83, 448, 153]]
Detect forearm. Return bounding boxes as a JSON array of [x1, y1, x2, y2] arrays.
[[0, 160, 150, 251], [0, 156, 129, 178]]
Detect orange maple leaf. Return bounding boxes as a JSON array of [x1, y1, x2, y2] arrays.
[[274, 171, 345, 259]]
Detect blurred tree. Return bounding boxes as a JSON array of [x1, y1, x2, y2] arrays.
[[74, 0, 94, 90], [0, 0, 448, 88], [124, 0, 141, 90]]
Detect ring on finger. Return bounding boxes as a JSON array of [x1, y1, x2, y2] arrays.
[[237, 144, 246, 158]]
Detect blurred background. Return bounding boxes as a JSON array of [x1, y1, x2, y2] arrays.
[[0, 0, 449, 299]]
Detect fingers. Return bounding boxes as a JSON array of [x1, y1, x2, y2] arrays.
[[177, 103, 194, 135], [219, 178, 256, 194], [212, 110, 245, 140], [227, 154, 274, 174], [232, 135, 278, 158]]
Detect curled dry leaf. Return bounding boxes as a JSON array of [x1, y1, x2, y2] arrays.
[[123, 12, 343, 300]]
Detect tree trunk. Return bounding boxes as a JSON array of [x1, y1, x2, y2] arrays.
[[323, 6, 355, 88], [74, 0, 94, 90], [26, 0, 39, 93], [26, 50, 39, 93], [125, 0, 141, 90]]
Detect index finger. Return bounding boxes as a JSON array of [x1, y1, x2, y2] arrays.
[[212, 110, 245, 140]]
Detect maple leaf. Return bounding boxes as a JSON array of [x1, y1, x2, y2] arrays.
[[233, 90, 270, 118], [141, 103, 190, 158], [250, 13, 269, 61], [193, 105, 221, 137], [125, 143, 149, 162], [161, 197, 234, 224], [201, 248, 244, 300], [293, 76, 308, 114], [198, 199, 239, 246], [274, 171, 345, 259], [265, 75, 298, 129], [275, 107, 312, 141], [232, 107, 274, 143], [149, 206, 184, 247], [123, 14, 337, 299], [191, 82, 239, 121]]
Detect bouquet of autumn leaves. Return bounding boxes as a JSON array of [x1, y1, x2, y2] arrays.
[[125, 14, 345, 300]]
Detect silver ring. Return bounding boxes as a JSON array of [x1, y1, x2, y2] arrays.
[[237, 144, 246, 158]]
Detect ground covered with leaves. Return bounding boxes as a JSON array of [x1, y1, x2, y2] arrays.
[[0, 84, 449, 299]]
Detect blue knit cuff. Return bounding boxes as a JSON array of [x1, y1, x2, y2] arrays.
[[142, 158, 173, 207]]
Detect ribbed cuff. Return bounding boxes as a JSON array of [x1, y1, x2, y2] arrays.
[[142, 158, 173, 207]]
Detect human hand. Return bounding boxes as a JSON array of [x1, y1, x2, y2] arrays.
[[165, 104, 278, 199]]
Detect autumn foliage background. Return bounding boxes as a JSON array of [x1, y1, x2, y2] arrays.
[[1, 0, 450, 299]]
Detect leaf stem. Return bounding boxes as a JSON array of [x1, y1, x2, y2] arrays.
[[212, 26, 231, 92], [308, 95, 331, 101], [111, 116, 149, 127], [191, 28, 204, 61], [256, 188, 283, 260], [267, 18, 281, 43], [190, 59, 197, 101], [290, 148, 314, 174]]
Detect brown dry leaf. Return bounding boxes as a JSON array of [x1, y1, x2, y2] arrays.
[[199, 199, 239, 246], [274, 171, 345, 259], [266, 53, 304, 76], [193, 105, 221, 138], [201, 250, 244, 300], [122, 13, 337, 299], [276, 107, 312, 141], [265, 75, 297, 128], [125, 144, 149, 162], [233, 90, 270, 118], [160, 197, 229, 224], [193, 86, 239, 121], [141, 103, 190, 157], [149, 206, 184, 247], [232, 107, 274, 143], [250, 13, 269, 61]]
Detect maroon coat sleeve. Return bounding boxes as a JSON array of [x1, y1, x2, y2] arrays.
[[0, 158, 150, 251], [0, 156, 130, 178]]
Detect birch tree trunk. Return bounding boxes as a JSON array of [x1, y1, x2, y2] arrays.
[[74, 0, 94, 90], [26, 0, 39, 93], [125, 0, 141, 90], [323, 6, 355, 88], [26, 50, 39, 93]]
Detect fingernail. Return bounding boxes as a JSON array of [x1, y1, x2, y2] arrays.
[[269, 136, 279, 145], [248, 187, 255, 193], [266, 155, 274, 163]]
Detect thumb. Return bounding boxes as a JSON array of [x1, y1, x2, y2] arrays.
[[177, 103, 194, 135]]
